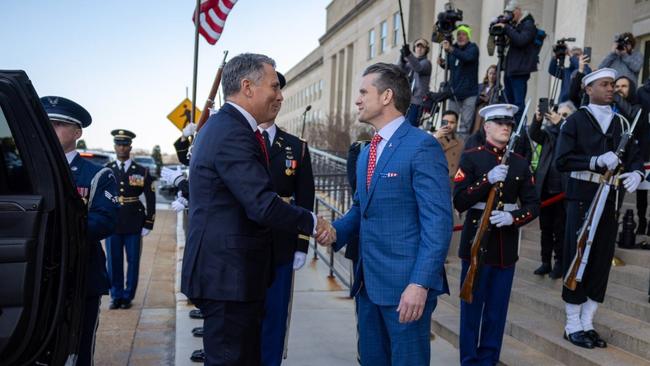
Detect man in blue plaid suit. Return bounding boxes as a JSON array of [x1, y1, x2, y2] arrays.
[[329, 63, 453, 366]]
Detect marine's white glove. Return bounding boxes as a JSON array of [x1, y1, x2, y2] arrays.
[[596, 151, 620, 171], [141, 228, 151, 236], [209, 108, 218, 116], [182, 122, 197, 137], [161, 166, 184, 186], [293, 252, 307, 270], [489, 211, 514, 227], [487, 165, 509, 184], [171, 196, 188, 212], [619, 172, 643, 193]]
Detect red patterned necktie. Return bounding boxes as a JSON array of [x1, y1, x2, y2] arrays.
[[254, 130, 270, 164], [366, 133, 383, 190]]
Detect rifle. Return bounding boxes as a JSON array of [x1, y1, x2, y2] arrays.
[[196, 50, 229, 132], [564, 109, 642, 290], [459, 100, 530, 304]]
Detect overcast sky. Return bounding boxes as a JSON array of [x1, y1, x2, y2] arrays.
[[1, 0, 330, 153]]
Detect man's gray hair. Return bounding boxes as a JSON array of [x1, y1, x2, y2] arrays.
[[222, 53, 276, 97], [558, 101, 577, 114]]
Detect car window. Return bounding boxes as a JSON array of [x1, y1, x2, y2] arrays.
[[0, 106, 32, 194]]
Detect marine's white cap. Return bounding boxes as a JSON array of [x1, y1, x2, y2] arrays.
[[478, 103, 519, 123]]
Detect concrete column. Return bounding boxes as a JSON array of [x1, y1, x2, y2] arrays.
[[585, 0, 635, 74]]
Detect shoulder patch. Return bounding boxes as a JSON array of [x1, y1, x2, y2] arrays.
[[454, 167, 466, 183]]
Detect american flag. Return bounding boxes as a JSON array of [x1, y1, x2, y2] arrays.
[[193, 0, 238, 45]]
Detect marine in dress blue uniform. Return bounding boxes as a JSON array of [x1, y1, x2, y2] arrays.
[[105, 129, 156, 309], [41, 96, 118, 366], [258, 120, 314, 366], [453, 104, 539, 365]]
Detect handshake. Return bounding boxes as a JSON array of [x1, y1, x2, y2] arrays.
[[315, 216, 336, 247]]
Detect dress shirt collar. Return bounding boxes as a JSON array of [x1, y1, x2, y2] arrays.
[[227, 101, 257, 131], [376, 116, 405, 142], [118, 158, 132, 171], [258, 123, 277, 144], [65, 150, 78, 165]]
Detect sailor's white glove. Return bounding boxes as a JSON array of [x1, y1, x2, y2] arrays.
[[487, 165, 509, 184], [619, 172, 643, 193], [293, 252, 307, 270], [171, 196, 188, 212], [596, 151, 620, 171], [182, 122, 197, 137], [489, 211, 514, 227], [161, 166, 184, 186], [141, 228, 151, 237]]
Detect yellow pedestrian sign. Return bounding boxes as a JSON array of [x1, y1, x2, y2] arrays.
[[167, 98, 201, 131]]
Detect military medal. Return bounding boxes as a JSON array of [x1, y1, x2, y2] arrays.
[[285, 159, 294, 176]]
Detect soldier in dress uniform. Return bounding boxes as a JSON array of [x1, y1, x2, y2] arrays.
[[257, 72, 315, 366], [555, 68, 644, 349], [105, 129, 156, 309], [41, 96, 118, 365], [453, 104, 539, 365]]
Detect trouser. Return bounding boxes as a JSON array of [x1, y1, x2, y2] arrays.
[[106, 233, 142, 302], [78, 296, 101, 366], [448, 96, 478, 138], [539, 195, 565, 264], [562, 200, 617, 304], [194, 298, 265, 366], [357, 287, 437, 366], [261, 262, 293, 366], [637, 189, 648, 225], [459, 261, 515, 366], [504, 74, 530, 123], [405, 103, 423, 127]]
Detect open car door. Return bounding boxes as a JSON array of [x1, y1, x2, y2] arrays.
[[0, 71, 87, 365]]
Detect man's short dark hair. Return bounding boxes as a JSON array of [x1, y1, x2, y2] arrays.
[[362, 63, 411, 115], [441, 110, 459, 121], [222, 53, 276, 98]]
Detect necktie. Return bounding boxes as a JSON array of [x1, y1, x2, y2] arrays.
[[120, 162, 125, 174], [255, 130, 270, 164], [262, 130, 271, 153], [366, 133, 383, 190]]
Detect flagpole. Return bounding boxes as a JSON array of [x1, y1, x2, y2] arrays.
[[191, 0, 201, 125]]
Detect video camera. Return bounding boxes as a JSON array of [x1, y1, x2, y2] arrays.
[[552, 37, 576, 59], [431, 2, 463, 43], [489, 12, 513, 37], [615, 33, 633, 51]]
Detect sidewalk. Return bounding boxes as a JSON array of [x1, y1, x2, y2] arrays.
[[94, 207, 177, 365], [174, 224, 459, 365]]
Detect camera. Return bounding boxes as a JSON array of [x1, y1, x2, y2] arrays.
[[431, 2, 463, 43], [552, 37, 575, 59], [615, 33, 632, 51], [489, 12, 513, 37]]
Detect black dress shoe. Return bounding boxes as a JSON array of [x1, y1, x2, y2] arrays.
[[564, 331, 594, 349], [190, 349, 205, 363], [637, 220, 647, 236], [534, 263, 552, 276], [192, 326, 204, 337], [120, 300, 132, 309], [189, 309, 204, 319], [549, 261, 563, 279], [109, 299, 121, 309], [584, 329, 607, 348]]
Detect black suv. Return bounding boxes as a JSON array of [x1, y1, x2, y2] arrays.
[[0, 71, 88, 365]]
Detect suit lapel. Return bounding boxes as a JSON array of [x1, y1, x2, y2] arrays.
[[357, 146, 369, 206], [269, 128, 284, 159], [365, 122, 409, 207]]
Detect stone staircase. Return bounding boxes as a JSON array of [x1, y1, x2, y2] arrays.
[[431, 222, 650, 365]]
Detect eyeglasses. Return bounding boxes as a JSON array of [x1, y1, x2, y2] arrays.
[[415, 44, 426, 48], [561, 113, 569, 118]]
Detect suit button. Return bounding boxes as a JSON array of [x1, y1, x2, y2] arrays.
[[120, 182, 124, 185]]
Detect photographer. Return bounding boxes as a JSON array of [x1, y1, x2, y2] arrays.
[[548, 47, 591, 103], [492, 1, 538, 122], [398, 38, 432, 126], [529, 101, 575, 279], [438, 25, 479, 138], [567, 53, 592, 107], [433, 110, 464, 180], [599, 32, 642, 86]]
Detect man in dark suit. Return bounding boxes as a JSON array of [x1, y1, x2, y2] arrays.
[[180, 53, 332, 366]]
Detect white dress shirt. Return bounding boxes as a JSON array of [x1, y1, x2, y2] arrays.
[[117, 158, 132, 172], [375, 116, 405, 160], [258, 123, 277, 145], [65, 150, 79, 165]]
